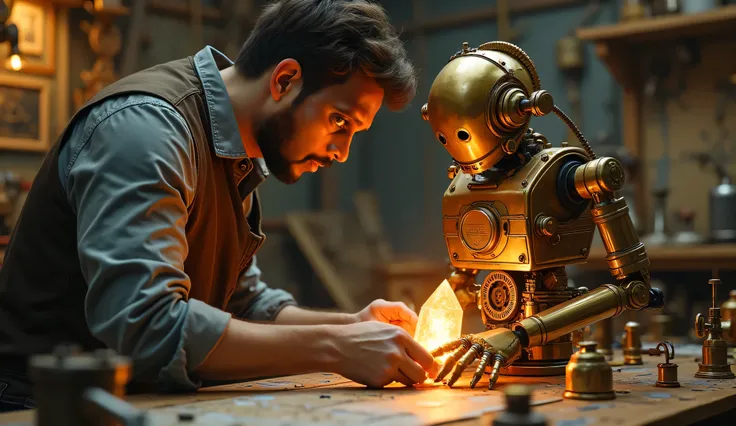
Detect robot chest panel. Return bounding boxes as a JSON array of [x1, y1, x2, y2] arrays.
[[442, 149, 595, 271]]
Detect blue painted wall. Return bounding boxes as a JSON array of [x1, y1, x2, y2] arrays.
[[348, 0, 623, 258]]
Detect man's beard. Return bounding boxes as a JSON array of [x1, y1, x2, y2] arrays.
[[255, 108, 333, 184]]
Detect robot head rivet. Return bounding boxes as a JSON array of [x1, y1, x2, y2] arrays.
[[541, 154, 549, 162], [521, 180, 528, 187], [452, 252, 459, 260], [450, 185, 456, 193], [519, 254, 526, 263], [581, 248, 589, 255]]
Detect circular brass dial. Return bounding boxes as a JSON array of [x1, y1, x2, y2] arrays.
[[481, 271, 520, 323], [460, 207, 500, 253]]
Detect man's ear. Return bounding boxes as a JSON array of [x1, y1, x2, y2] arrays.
[[270, 59, 302, 101]]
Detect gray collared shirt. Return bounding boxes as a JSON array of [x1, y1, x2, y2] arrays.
[[57, 46, 296, 391]]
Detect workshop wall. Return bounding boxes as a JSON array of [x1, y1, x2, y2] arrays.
[[363, 0, 621, 257]]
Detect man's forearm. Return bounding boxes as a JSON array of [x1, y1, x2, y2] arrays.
[[195, 318, 342, 380], [274, 305, 357, 326]]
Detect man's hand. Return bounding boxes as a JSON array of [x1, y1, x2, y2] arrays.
[[354, 299, 418, 335], [329, 321, 440, 388]]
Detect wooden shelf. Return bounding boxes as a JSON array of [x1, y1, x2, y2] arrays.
[[579, 243, 736, 272], [577, 5, 736, 44]]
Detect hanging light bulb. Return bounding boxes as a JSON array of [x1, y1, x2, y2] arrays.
[[1, 5, 22, 72], [8, 41, 21, 71]]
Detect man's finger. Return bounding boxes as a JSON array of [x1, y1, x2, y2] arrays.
[[398, 356, 427, 384], [395, 369, 417, 387], [402, 335, 440, 378]]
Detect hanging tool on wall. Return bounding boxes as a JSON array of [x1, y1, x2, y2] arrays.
[[556, 0, 602, 145], [496, 0, 522, 42], [640, 41, 700, 246]]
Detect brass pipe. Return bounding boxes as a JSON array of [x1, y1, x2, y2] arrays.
[[592, 197, 650, 279], [517, 284, 627, 347]]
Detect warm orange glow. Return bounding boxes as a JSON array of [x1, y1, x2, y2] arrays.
[[8, 54, 22, 71], [414, 279, 463, 361]]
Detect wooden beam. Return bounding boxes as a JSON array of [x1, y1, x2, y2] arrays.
[[397, 0, 586, 36]]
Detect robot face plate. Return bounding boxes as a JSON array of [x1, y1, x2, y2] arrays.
[[423, 43, 540, 174]]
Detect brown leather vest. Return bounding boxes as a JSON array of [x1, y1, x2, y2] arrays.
[[0, 56, 265, 360]]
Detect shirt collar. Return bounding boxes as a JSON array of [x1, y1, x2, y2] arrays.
[[192, 46, 270, 180]]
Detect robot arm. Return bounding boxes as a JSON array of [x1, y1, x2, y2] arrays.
[[518, 156, 663, 348]]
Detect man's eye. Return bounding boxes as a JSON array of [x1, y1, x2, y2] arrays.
[[333, 115, 347, 128]]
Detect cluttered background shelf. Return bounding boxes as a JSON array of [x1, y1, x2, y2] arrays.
[[581, 243, 736, 271], [577, 3, 736, 44]]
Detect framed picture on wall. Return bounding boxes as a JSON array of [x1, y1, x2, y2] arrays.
[[2, 0, 56, 76], [0, 73, 50, 152]]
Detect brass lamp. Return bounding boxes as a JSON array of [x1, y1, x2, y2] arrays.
[[0, 0, 22, 71]]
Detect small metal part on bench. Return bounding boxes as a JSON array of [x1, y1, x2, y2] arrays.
[[622, 321, 643, 365], [647, 341, 679, 388], [564, 341, 615, 401], [493, 384, 548, 426], [694, 279, 735, 379]]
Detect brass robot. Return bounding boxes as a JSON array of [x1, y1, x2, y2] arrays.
[[426, 41, 664, 389]]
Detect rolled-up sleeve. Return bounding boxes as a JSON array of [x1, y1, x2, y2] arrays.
[[64, 99, 231, 391], [226, 256, 297, 322]]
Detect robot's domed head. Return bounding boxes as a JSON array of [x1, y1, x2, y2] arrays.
[[422, 41, 551, 174]]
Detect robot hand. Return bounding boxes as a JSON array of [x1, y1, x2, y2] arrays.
[[431, 328, 522, 389]]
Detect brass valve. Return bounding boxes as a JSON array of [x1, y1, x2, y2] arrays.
[[695, 279, 723, 339], [693, 278, 735, 379]]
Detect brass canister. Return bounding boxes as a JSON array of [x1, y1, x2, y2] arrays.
[[564, 341, 616, 400], [622, 321, 643, 365], [657, 363, 680, 388], [722, 290, 736, 323]]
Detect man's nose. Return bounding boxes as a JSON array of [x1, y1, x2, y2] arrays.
[[328, 137, 352, 163]]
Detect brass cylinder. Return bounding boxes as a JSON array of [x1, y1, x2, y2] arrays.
[[594, 317, 614, 358], [622, 321, 643, 365], [695, 338, 735, 379], [564, 342, 615, 400], [574, 157, 626, 197], [591, 197, 650, 279], [518, 284, 627, 347], [656, 363, 680, 388]]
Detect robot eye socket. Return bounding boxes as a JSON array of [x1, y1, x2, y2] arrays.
[[457, 129, 470, 141], [437, 132, 447, 145]]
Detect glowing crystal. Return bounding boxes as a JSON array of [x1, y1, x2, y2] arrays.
[[414, 279, 463, 355]]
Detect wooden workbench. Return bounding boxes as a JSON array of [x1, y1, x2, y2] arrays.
[[1, 352, 734, 425]]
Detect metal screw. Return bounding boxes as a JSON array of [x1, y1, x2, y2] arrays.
[[452, 253, 459, 260], [541, 154, 549, 161], [450, 185, 456, 193], [521, 180, 528, 187], [581, 247, 589, 255], [519, 253, 526, 263]]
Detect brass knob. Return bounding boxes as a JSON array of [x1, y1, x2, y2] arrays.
[[536, 215, 557, 237], [695, 313, 706, 339], [520, 90, 554, 117]]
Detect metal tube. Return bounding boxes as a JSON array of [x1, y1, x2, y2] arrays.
[[517, 284, 627, 347]]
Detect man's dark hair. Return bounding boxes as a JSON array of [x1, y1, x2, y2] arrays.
[[235, 0, 417, 111]]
